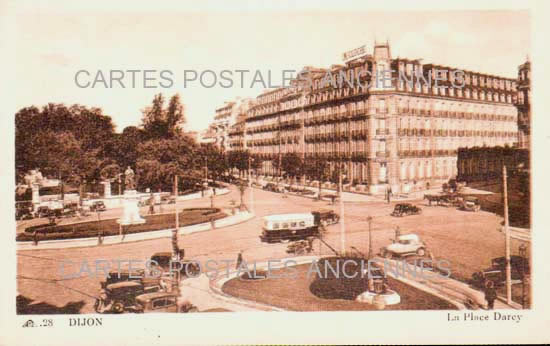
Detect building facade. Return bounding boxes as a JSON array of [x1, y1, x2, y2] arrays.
[[516, 59, 531, 149], [203, 98, 253, 150], [243, 42, 518, 194]]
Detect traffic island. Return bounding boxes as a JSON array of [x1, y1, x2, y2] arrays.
[[221, 257, 457, 311]]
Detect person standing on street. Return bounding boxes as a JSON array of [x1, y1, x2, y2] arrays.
[[394, 226, 401, 241], [484, 280, 497, 310], [236, 251, 243, 269]]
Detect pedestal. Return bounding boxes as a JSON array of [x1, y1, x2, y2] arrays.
[[117, 190, 145, 226], [101, 181, 111, 198], [31, 184, 40, 211]]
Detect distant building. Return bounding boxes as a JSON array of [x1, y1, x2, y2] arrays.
[[204, 97, 253, 150], [516, 58, 531, 149], [245, 41, 519, 194]]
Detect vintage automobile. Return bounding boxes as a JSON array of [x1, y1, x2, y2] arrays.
[[90, 201, 107, 212], [260, 213, 320, 243], [16, 207, 34, 220], [100, 268, 161, 289], [391, 203, 422, 217], [134, 292, 198, 313], [150, 252, 201, 277], [286, 238, 314, 255], [94, 281, 160, 313], [311, 209, 340, 226], [460, 196, 481, 212], [471, 255, 530, 288], [381, 234, 427, 258], [263, 183, 283, 193], [161, 196, 176, 204]]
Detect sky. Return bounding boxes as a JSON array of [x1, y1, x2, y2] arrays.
[[14, 2, 530, 133]]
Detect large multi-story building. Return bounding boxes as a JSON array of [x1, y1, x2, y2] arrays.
[[203, 98, 253, 150], [243, 41, 519, 194], [516, 58, 531, 149]]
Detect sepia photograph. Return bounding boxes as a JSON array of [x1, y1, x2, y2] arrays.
[[2, 0, 549, 345]]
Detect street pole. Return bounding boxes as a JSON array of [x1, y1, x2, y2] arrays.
[[503, 165, 512, 304], [205, 157, 208, 183], [339, 164, 345, 255], [249, 157, 255, 214], [367, 216, 373, 259], [172, 175, 180, 297]]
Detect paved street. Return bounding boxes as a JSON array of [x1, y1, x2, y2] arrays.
[[17, 185, 527, 313]]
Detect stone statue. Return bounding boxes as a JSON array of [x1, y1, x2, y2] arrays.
[[124, 166, 136, 190]]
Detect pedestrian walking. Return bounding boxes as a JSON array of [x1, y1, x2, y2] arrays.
[[484, 280, 497, 310], [394, 226, 401, 241], [236, 251, 243, 269], [97, 230, 104, 245], [33, 230, 39, 246]]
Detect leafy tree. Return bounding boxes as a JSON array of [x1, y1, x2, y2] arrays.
[[136, 135, 201, 192], [15, 104, 114, 185], [200, 144, 227, 185], [280, 152, 303, 188], [227, 149, 250, 177], [141, 93, 185, 139], [304, 155, 328, 199]]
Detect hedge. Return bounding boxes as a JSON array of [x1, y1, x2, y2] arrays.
[[17, 208, 226, 242]]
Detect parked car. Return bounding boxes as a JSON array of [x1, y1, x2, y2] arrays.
[[134, 292, 198, 313], [391, 203, 422, 217], [471, 255, 530, 288], [381, 234, 427, 258], [161, 196, 176, 204], [460, 196, 481, 212], [35, 206, 52, 218], [263, 183, 277, 192], [16, 208, 34, 220], [90, 201, 106, 212], [94, 281, 158, 313]]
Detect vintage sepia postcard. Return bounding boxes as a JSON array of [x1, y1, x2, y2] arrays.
[[2, 0, 550, 344]]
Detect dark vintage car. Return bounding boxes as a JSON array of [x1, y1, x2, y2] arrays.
[[16, 207, 34, 220], [150, 252, 201, 277], [94, 281, 161, 313], [460, 196, 481, 212], [391, 203, 422, 217], [312, 209, 340, 226], [100, 269, 161, 289], [90, 201, 107, 212], [134, 292, 198, 313], [263, 183, 282, 193], [471, 255, 530, 288]]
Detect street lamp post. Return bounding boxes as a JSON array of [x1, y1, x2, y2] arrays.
[[503, 165, 512, 304], [248, 156, 255, 214], [367, 216, 373, 259], [339, 163, 346, 255], [519, 243, 528, 308]]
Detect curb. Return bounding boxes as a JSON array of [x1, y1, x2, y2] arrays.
[[17, 211, 255, 251], [208, 256, 321, 311]]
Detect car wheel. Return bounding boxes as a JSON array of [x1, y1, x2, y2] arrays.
[[416, 248, 426, 256], [111, 302, 125, 314], [94, 299, 104, 313]]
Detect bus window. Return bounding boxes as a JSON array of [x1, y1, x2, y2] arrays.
[[291, 222, 297, 227], [282, 223, 289, 228], [273, 223, 280, 229], [299, 221, 305, 227]]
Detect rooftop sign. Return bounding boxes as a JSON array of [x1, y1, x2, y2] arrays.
[[342, 45, 367, 62]]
